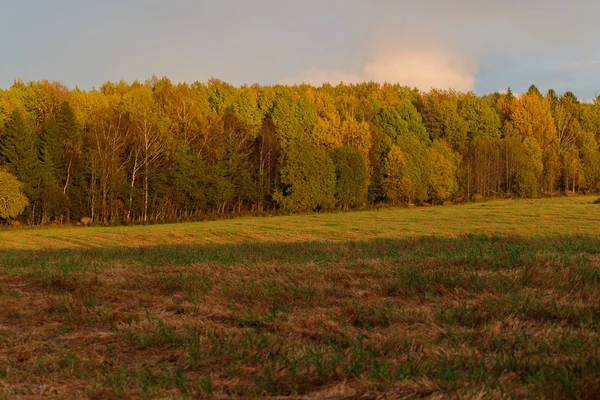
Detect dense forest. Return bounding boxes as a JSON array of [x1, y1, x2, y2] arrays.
[[1, 77, 599, 225]]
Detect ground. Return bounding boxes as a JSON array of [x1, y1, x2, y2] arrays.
[[1, 196, 600, 399]]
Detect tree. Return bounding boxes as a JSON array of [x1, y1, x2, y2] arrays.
[[55, 101, 82, 195], [527, 85, 541, 97], [459, 94, 501, 139], [395, 136, 432, 203], [428, 140, 459, 202], [514, 138, 543, 197], [562, 145, 584, 193], [581, 96, 600, 143], [0, 168, 29, 220], [376, 100, 429, 144], [467, 136, 502, 198], [509, 92, 560, 192], [169, 143, 208, 215], [0, 110, 43, 220], [41, 114, 63, 180], [578, 130, 600, 192], [274, 138, 336, 212], [86, 98, 130, 222], [367, 128, 393, 203], [383, 144, 412, 205], [124, 88, 171, 222], [271, 90, 317, 145], [438, 100, 469, 152], [2, 77, 600, 225], [330, 147, 369, 209], [340, 117, 371, 161]]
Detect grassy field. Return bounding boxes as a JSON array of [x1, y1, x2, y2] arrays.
[[1, 196, 600, 399]]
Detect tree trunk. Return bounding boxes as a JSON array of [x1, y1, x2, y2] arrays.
[[128, 154, 139, 221], [63, 155, 73, 195], [143, 167, 149, 222]]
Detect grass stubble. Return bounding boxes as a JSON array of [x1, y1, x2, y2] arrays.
[[1, 196, 600, 399]]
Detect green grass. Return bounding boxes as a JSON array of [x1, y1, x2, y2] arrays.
[[1, 196, 600, 398], [1, 196, 599, 251]]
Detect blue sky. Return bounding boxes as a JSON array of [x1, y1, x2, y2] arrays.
[[1, 0, 599, 98]]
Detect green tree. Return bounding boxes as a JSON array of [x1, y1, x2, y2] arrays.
[[330, 147, 369, 209], [41, 114, 63, 179], [376, 100, 429, 144], [271, 90, 317, 145], [55, 101, 82, 195], [169, 144, 208, 213], [383, 144, 412, 205], [514, 138, 544, 197], [274, 138, 335, 212], [438, 100, 469, 152], [396, 136, 432, 203], [459, 94, 501, 139], [428, 140, 459, 202], [0, 110, 42, 205]]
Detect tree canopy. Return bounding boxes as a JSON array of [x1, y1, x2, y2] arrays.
[[0, 78, 598, 225]]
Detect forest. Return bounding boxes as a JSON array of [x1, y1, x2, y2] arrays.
[[1, 77, 599, 225]]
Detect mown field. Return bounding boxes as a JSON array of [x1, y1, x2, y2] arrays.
[[1, 196, 600, 399]]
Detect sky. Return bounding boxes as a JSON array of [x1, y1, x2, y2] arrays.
[[1, 0, 600, 98]]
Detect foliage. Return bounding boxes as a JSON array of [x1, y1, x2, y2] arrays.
[[274, 138, 336, 212], [0, 167, 29, 219], [395, 136, 432, 203], [383, 144, 411, 204], [0, 78, 599, 224], [330, 146, 369, 208], [428, 140, 459, 201]]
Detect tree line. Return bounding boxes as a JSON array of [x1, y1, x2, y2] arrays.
[[1, 77, 599, 225]]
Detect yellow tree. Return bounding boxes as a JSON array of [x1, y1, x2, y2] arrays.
[[0, 168, 29, 220], [308, 90, 342, 150], [383, 144, 412, 205], [509, 92, 560, 192], [578, 130, 600, 191], [340, 118, 371, 161], [124, 87, 171, 222], [428, 140, 459, 202], [562, 145, 584, 192]]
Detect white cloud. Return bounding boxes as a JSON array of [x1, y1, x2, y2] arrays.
[[282, 42, 477, 92], [363, 47, 476, 92]]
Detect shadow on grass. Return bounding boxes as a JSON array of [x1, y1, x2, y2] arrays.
[[2, 234, 600, 399], [1, 234, 599, 271]]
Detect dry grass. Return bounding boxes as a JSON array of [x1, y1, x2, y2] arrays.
[[1, 196, 599, 252], [1, 196, 600, 399]]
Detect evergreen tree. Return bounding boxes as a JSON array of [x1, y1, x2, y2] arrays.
[[0, 110, 42, 203], [41, 114, 63, 180], [56, 101, 81, 194]]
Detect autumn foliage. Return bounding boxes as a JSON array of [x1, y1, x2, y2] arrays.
[[1, 79, 599, 224]]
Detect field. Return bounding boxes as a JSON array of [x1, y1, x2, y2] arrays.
[[1, 196, 600, 399]]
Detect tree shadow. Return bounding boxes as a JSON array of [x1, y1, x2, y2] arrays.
[[1, 234, 599, 270]]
